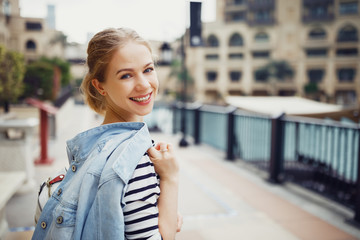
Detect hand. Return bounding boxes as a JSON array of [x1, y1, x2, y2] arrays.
[[147, 142, 179, 182]]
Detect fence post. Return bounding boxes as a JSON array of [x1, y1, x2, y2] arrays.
[[268, 113, 285, 183], [226, 108, 236, 161], [194, 106, 201, 145], [179, 102, 189, 147], [354, 128, 360, 223], [172, 104, 177, 135]]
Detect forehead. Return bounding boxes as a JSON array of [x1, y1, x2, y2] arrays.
[[110, 42, 152, 65]]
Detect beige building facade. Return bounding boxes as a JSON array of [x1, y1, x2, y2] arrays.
[[0, 0, 64, 62], [186, 0, 360, 106]]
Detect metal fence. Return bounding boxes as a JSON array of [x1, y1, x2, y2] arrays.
[[280, 116, 359, 211], [145, 102, 360, 224]]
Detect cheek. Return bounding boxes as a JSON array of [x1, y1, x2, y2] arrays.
[[151, 75, 159, 90], [104, 83, 128, 101]]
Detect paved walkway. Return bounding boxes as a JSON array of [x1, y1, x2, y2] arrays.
[[3, 101, 360, 239]]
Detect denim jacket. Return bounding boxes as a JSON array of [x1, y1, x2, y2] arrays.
[[32, 122, 153, 240]]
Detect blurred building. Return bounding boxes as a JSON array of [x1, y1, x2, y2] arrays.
[[46, 4, 56, 30], [0, 0, 65, 62], [186, 0, 360, 106]]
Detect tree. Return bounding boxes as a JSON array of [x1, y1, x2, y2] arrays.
[[23, 60, 54, 100], [40, 57, 71, 86], [22, 57, 71, 101], [0, 45, 26, 112], [168, 59, 194, 101], [255, 60, 294, 95]]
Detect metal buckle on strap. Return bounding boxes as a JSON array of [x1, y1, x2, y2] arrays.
[[45, 174, 65, 197]]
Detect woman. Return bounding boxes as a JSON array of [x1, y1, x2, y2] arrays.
[[32, 28, 180, 240]]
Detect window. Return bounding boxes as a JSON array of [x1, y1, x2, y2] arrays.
[[227, 11, 246, 22], [229, 71, 242, 82], [337, 68, 356, 82], [26, 22, 43, 31], [307, 69, 324, 83], [26, 40, 36, 50], [339, 1, 358, 15], [254, 32, 269, 42], [229, 33, 244, 46], [308, 28, 326, 39], [2, 0, 11, 16], [279, 90, 296, 96], [253, 90, 268, 96], [207, 35, 219, 47], [228, 90, 243, 96], [302, 1, 334, 22], [254, 69, 268, 82], [254, 10, 271, 21], [310, 5, 327, 17], [207, 71, 217, 82], [336, 90, 357, 105], [254, 0, 273, 4], [228, 53, 244, 59], [252, 51, 270, 58], [306, 48, 328, 57], [337, 25, 358, 42], [205, 54, 219, 60], [234, 0, 244, 4], [336, 48, 358, 56]]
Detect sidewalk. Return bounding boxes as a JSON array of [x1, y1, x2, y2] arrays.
[[4, 101, 360, 239]]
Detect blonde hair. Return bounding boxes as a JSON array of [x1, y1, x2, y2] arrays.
[[80, 28, 153, 114]]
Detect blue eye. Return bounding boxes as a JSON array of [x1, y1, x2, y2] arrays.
[[120, 74, 131, 79], [144, 67, 154, 73]]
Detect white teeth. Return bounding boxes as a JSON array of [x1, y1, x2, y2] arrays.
[[131, 94, 150, 102]]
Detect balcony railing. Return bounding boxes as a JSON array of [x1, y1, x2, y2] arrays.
[[303, 0, 334, 5], [247, 18, 275, 26], [302, 13, 334, 22], [146, 103, 360, 224], [248, 0, 275, 10]]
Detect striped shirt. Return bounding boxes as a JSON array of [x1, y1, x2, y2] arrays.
[[123, 153, 161, 240]]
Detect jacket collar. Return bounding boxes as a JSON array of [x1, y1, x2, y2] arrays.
[[66, 122, 151, 164]]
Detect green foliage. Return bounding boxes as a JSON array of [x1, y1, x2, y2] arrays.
[[256, 60, 294, 82], [23, 57, 71, 101], [304, 82, 318, 94], [0, 45, 26, 103], [169, 59, 193, 84], [38, 57, 71, 86], [168, 59, 194, 101], [23, 60, 54, 100], [50, 32, 67, 47], [254, 68, 269, 81]]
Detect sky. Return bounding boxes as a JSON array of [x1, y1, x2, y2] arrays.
[[19, 0, 216, 44]]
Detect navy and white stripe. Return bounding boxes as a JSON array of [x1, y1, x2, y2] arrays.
[[123, 154, 161, 240]]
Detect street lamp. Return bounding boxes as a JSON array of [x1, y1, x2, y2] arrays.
[[179, 1, 202, 147], [179, 34, 189, 147], [160, 42, 172, 66]]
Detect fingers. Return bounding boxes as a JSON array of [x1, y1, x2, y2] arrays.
[[147, 147, 158, 159], [147, 142, 173, 159], [154, 142, 173, 153], [159, 142, 168, 152], [167, 143, 173, 152]]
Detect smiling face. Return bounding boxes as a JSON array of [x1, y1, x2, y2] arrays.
[[92, 41, 158, 123]]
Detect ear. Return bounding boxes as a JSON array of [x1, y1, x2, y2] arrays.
[[91, 79, 106, 96]]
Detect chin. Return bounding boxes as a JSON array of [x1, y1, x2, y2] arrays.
[[137, 107, 154, 117]]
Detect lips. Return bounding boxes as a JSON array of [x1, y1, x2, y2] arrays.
[[130, 92, 152, 103]]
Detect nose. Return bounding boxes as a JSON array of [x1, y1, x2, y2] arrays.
[[135, 73, 151, 90]]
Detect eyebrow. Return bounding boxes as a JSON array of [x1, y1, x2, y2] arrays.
[[116, 62, 154, 76]]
